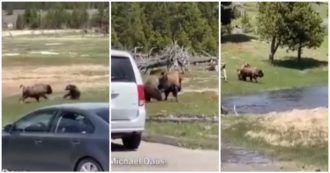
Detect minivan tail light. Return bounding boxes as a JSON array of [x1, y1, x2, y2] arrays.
[[137, 85, 145, 106]]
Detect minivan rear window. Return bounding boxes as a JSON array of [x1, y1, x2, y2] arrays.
[[111, 56, 136, 82]]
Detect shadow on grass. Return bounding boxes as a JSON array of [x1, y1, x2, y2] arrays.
[[221, 34, 257, 44], [273, 57, 328, 70]]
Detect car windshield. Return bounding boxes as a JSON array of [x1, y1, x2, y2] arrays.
[[94, 108, 109, 123], [111, 56, 136, 82]]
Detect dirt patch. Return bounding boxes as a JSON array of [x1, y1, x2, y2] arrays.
[[3, 64, 109, 97], [3, 53, 20, 56], [2, 29, 81, 37], [45, 43, 63, 46], [29, 51, 59, 55], [180, 88, 219, 94]]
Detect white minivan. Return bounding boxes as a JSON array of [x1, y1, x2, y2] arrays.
[[111, 50, 146, 150]]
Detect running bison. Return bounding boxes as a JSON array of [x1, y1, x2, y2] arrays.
[[19, 83, 53, 103], [63, 84, 81, 100], [238, 64, 264, 82], [144, 76, 162, 102], [158, 70, 183, 102]]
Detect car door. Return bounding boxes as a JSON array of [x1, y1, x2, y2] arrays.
[[41, 110, 95, 171], [3, 109, 57, 171], [111, 55, 140, 121]]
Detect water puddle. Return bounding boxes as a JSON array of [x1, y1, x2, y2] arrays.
[[221, 142, 273, 165], [222, 86, 328, 114]]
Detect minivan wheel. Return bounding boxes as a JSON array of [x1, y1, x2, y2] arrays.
[[122, 133, 142, 150], [77, 158, 103, 172]]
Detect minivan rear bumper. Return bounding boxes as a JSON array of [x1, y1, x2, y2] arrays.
[[111, 108, 146, 136]]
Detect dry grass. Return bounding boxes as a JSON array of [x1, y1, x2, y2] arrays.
[[3, 64, 109, 97], [245, 108, 328, 147], [222, 108, 328, 170]]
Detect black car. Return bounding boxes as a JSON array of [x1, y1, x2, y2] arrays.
[[2, 102, 109, 171]]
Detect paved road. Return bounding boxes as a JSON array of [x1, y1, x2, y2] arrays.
[[111, 140, 219, 171]]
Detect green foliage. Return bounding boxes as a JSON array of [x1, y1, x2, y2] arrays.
[[3, 2, 108, 10], [257, 3, 287, 44], [70, 8, 89, 28], [281, 3, 325, 59], [23, 8, 40, 29], [257, 2, 325, 61], [8, 3, 109, 30], [44, 6, 70, 29], [111, 2, 218, 55], [91, 6, 109, 33], [241, 11, 252, 33]]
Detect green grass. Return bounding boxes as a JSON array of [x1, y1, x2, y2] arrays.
[[144, 65, 218, 116], [146, 121, 218, 149], [221, 35, 328, 96], [2, 88, 109, 125], [2, 36, 109, 66], [146, 92, 218, 116], [2, 34, 109, 125], [222, 116, 328, 171], [143, 66, 218, 149]]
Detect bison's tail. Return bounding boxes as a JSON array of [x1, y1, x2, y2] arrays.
[[19, 84, 24, 89], [46, 85, 53, 94]]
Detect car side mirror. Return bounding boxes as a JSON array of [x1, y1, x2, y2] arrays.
[[3, 124, 14, 133]]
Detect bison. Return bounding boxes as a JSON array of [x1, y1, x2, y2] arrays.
[[238, 65, 264, 82], [63, 84, 81, 100], [149, 68, 166, 76], [158, 70, 183, 102], [19, 83, 53, 103], [144, 76, 162, 102]]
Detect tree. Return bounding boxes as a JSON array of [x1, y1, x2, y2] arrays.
[[257, 2, 288, 62], [24, 8, 40, 29], [221, 2, 232, 25], [281, 3, 325, 60], [257, 2, 325, 62], [16, 14, 25, 29], [70, 8, 88, 29], [112, 2, 218, 55], [241, 11, 252, 33]]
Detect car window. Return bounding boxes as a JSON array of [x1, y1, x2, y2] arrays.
[[94, 108, 109, 123], [14, 110, 56, 133], [55, 111, 94, 134], [111, 56, 136, 82]]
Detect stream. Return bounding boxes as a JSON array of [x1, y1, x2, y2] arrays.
[[222, 86, 328, 114]]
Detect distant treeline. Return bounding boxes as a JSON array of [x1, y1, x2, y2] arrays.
[[111, 2, 219, 55], [3, 2, 108, 10], [3, 2, 109, 31]]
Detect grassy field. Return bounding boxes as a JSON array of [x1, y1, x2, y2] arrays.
[[146, 121, 218, 149], [222, 108, 328, 171], [2, 33, 109, 125], [144, 65, 219, 149], [222, 34, 328, 96], [145, 65, 218, 116], [224, 2, 328, 96], [221, 2, 328, 170]]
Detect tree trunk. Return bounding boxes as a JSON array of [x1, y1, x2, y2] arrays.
[[297, 44, 302, 61], [269, 36, 280, 63], [269, 36, 276, 62]]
